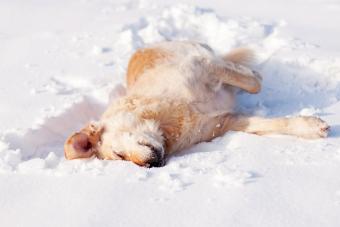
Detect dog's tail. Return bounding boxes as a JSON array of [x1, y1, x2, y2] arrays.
[[223, 47, 255, 67]]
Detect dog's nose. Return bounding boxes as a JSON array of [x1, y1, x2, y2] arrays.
[[137, 141, 165, 167], [146, 146, 165, 168], [147, 157, 165, 168]]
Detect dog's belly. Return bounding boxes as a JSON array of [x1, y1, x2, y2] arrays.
[[192, 86, 235, 117]]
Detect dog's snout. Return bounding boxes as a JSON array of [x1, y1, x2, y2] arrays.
[[139, 142, 165, 167], [145, 154, 165, 167], [147, 158, 165, 168], [150, 146, 165, 167]]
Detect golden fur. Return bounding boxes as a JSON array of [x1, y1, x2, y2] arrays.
[[126, 48, 171, 88], [64, 41, 330, 167]]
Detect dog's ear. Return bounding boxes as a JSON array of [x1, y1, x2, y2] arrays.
[[64, 123, 103, 160]]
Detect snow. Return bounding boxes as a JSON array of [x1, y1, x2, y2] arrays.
[[1, 0, 340, 226]]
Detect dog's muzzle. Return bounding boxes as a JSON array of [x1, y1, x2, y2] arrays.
[[139, 142, 165, 168]]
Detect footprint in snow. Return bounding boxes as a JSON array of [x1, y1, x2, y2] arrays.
[[157, 172, 191, 193], [213, 167, 258, 188]]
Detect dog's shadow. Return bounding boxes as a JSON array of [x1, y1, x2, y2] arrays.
[[237, 58, 340, 117], [3, 96, 106, 160], [329, 125, 340, 138]]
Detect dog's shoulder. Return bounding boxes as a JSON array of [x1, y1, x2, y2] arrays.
[[126, 46, 171, 87]]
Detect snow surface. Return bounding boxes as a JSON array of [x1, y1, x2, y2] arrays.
[[1, 0, 340, 226]]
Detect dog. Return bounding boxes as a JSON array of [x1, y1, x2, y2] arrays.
[[64, 41, 330, 167]]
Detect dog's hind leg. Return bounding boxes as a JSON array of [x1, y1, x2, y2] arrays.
[[218, 114, 329, 139], [202, 58, 262, 94]]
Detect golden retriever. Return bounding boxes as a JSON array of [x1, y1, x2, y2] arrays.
[[64, 41, 329, 167]]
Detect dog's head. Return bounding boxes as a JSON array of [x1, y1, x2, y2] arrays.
[[64, 113, 165, 167]]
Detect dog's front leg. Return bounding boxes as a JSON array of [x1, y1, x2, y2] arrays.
[[220, 114, 330, 139]]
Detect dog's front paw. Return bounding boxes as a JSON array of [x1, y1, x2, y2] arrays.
[[290, 116, 330, 139]]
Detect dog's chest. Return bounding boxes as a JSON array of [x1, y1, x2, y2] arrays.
[[140, 101, 221, 154]]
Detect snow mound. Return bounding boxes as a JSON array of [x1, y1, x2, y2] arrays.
[[0, 97, 105, 173]]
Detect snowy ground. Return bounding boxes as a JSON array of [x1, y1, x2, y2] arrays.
[[1, 0, 340, 226]]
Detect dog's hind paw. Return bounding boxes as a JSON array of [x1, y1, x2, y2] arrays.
[[290, 116, 330, 139]]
